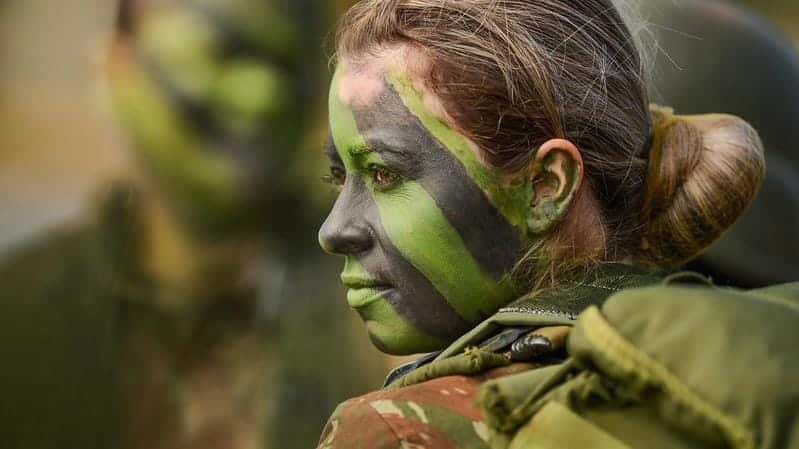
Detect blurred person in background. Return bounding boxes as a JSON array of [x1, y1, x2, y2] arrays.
[[1, 0, 384, 448]]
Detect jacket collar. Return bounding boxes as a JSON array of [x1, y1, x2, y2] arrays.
[[436, 263, 661, 360]]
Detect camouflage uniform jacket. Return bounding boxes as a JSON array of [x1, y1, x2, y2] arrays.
[[317, 265, 799, 449]]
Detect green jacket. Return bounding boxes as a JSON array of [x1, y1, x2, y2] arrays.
[[317, 265, 799, 449]]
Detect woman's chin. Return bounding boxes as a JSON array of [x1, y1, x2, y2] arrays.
[[356, 299, 446, 355], [365, 323, 444, 355]]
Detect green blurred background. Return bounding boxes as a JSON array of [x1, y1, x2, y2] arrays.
[[0, 1, 796, 449]]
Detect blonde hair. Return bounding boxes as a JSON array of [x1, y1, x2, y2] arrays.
[[335, 0, 765, 276]]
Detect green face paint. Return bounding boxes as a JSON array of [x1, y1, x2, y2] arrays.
[[341, 258, 444, 353], [319, 62, 532, 354], [386, 70, 535, 233]]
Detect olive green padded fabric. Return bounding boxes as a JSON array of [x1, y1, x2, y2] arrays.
[[569, 282, 799, 449], [482, 281, 799, 449]]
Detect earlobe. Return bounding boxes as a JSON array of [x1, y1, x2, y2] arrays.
[[526, 139, 584, 235]]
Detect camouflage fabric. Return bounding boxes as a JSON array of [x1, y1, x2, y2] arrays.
[[318, 364, 533, 449], [317, 267, 799, 449]]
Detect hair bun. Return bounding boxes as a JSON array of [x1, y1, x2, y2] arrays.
[[638, 104, 765, 268]]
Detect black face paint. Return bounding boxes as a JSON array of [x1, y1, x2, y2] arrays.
[[350, 80, 524, 279]]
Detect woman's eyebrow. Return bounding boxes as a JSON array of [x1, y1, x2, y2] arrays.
[[348, 139, 414, 161], [347, 144, 373, 157]]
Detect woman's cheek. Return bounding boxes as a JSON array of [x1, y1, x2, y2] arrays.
[[373, 182, 459, 267], [373, 182, 505, 323], [359, 300, 445, 355]]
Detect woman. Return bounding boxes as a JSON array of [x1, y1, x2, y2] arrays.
[[316, 0, 799, 447]]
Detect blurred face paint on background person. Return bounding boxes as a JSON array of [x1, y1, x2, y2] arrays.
[[319, 59, 533, 354]]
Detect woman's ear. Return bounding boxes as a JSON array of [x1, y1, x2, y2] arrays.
[[526, 138, 584, 234]]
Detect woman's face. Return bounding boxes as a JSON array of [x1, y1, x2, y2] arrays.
[[319, 59, 533, 354]]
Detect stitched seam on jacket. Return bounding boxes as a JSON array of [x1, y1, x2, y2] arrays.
[[581, 307, 755, 449]]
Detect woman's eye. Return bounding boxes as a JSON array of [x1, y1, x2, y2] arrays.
[[369, 165, 399, 189], [322, 167, 345, 187]]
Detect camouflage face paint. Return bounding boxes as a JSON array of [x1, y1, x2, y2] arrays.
[[319, 63, 531, 354]]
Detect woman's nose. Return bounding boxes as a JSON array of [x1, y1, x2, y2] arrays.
[[318, 192, 373, 256]]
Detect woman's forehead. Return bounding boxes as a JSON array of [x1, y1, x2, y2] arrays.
[[329, 58, 494, 174], [333, 66, 460, 148], [334, 67, 387, 108], [333, 46, 430, 107]]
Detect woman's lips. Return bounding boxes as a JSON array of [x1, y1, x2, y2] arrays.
[[340, 272, 390, 288], [346, 286, 393, 309], [341, 273, 393, 308]]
